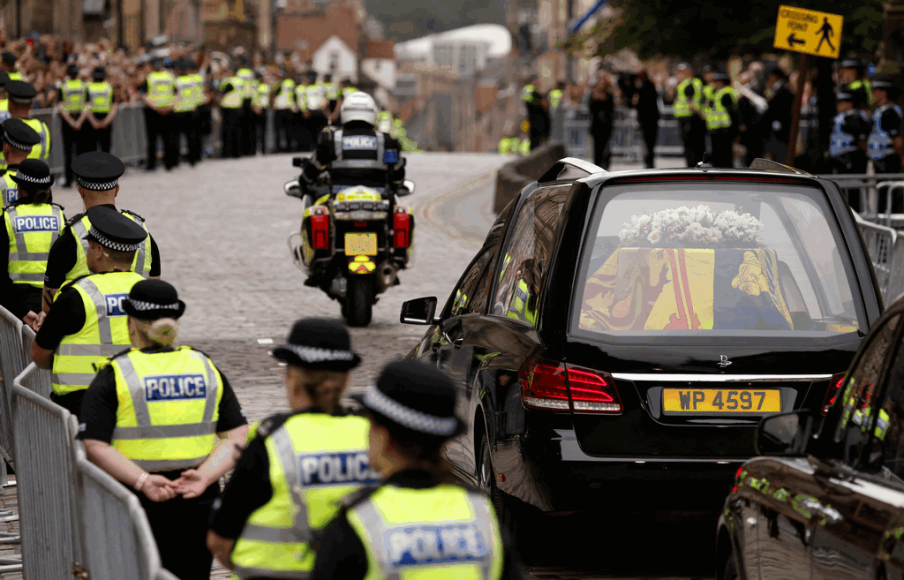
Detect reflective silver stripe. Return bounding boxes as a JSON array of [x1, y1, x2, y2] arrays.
[[78, 278, 114, 343], [132, 457, 206, 471], [6, 205, 61, 262], [200, 354, 220, 424], [353, 492, 499, 580], [238, 524, 305, 544], [51, 372, 98, 385], [111, 422, 217, 440], [9, 252, 49, 261], [72, 217, 90, 261], [124, 213, 150, 278], [9, 272, 45, 282], [33, 122, 48, 160], [116, 354, 152, 426], [56, 344, 131, 357], [271, 426, 312, 543], [233, 566, 310, 580], [6, 206, 26, 256], [610, 373, 833, 382]]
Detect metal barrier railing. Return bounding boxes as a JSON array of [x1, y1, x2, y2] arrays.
[[0, 308, 23, 476], [20, 326, 53, 399], [853, 212, 903, 304]]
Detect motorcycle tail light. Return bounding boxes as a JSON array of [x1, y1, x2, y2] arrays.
[[822, 372, 847, 415], [393, 208, 411, 249], [518, 357, 622, 414], [310, 211, 329, 250]]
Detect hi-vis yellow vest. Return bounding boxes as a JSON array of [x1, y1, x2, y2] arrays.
[[347, 485, 504, 580], [87, 81, 113, 113], [4, 202, 64, 287], [275, 79, 296, 111], [51, 271, 143, 395], [231, 413, 378, 579], [147, 71, 175, 108], [221, 77, 244, 109], [22, 118, 50, 161], [107, 347, 223, 471], [66, 211, 152, 281]]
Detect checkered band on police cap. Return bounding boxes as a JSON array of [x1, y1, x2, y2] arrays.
[[126, 299, 181, 312], [77, 177, 119, 191], [14, 172, 51, 185], [88, 226, 140, 252], [283, 343, 356, 364], [4, 132, 32, 151], [363, 384, 458, 437]]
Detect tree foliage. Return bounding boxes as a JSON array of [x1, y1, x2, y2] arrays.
[[579, 0, 885, 61]]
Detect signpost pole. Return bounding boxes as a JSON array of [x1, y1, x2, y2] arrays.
[[786, 52, 809, 166]]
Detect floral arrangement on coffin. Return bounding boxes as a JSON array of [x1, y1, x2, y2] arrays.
[[618, 205, 764, 248]]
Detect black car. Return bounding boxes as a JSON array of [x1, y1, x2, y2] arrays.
[[717, 294, 904, 580], [400, 158, 882, 526]]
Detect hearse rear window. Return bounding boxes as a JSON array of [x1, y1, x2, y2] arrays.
[[573, 183, 861, 337]]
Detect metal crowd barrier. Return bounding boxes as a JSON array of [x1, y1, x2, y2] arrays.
[[0, 308, 23, 476], [852, 212, 904, 304], [20, 326, 52, 399]]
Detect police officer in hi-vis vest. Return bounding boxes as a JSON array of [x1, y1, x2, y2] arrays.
[[0, 119, 41, 206], [273, 71, 296, 152], [312, 359, 519, 579], [219, 63, 245, 159], [79, 279, 248, 580], [868, 75, 904, 214], [140, 58, 177, 171], [207, 318, 375, 579], [29, 206, 146, 417], [705, 72, 739, 168], [829, 89, 870, 211], [41, 152, 160, 315], [674, 62, 706, 167], [84, 67, 117, 154], [175, 59, 202, 167], [57, 64, 87, 187], [0, 159, 64, 322], [5, 81, 51, 163]]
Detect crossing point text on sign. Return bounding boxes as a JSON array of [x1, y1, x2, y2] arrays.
[[773, 5, 843, 59]]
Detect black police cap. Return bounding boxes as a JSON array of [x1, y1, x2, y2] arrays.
[[872, 74, 897, 90], [1, 52, 16, 67], [85, 206, 146, 252], [271, 318, 361, 371], [123, 280, 186, 320], [840, 59, 863, 70], [767, 67, 788, 80], [711, 72, 730, 83], [71, 152, 126, 191], [0, 72, 8, 89], [2, 118, 40, 151], [11, 158, 53, 189], [357, 360, 465, 442], [92, 67, 106, 80], [6, 80, 36, 104], [66, 64, 79, 77], [836, 90, 854, 102]]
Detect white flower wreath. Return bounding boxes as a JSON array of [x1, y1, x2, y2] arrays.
[[618, 205, 764, 247]]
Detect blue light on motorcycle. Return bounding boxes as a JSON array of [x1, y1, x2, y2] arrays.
[[383, 151, 399, 163]]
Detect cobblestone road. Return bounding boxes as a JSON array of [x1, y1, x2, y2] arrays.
[[44, 154, 714, 580]]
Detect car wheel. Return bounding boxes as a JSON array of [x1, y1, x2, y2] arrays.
[[478, 432, 504, 515]]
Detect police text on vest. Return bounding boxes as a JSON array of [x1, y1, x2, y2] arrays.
[[144, 374, 207, 401], [387, 524, 488, 567], [104, 293, 129, 316], [297, 451, 380, 486], [14, 215, 58, 232], [342, 136, 377, 150]]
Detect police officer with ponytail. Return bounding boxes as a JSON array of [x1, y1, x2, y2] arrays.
[[79, 279, 248, 580], [313, 359, 519, 580], [0, 159, 64, 321], [207, 318, 377, 579]]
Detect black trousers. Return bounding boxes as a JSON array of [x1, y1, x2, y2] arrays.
[[680, 116, 706, 168], [308, 110, 327, 143], [50, 391, 85, 421], [83, 113, 112, 154], [61, 122, 84, 186], [274, 109, 294, 152], [295, 112, 312, 152], [174, 111, 200, 166], [137, 477, 218, 580], [240, 102, 254, 156], [255, 112, 267, 154], [592, 128, 612, 170], [709, 132, 734, 168], [144, 109, 179, 170], [640, 121, 659, 168], [220, 108, 243, 158]]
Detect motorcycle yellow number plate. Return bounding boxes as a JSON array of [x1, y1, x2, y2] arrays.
[[345, 233, 378, 256], [662, 389, 781, 414]]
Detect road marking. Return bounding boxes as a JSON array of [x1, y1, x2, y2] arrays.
[[257, 338, 274, 344], [416, 171, 497, 248]]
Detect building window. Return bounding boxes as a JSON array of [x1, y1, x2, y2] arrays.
[[329, 51, 340, 71]]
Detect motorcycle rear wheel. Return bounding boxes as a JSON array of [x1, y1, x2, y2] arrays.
[[345, 276, 373, 327]]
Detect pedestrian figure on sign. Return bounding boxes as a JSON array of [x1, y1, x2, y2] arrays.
[[817, 18, 835, 52]]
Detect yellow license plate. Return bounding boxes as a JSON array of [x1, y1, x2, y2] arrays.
[[344, 233, 378, 256], [662, 389, 781, 414]]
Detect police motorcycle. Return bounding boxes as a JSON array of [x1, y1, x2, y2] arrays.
[[284, 98, 414, 327]]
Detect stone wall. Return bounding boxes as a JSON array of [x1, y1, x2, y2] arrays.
[[492, 141, 566, 214]]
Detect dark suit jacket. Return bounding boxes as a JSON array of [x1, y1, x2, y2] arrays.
[[759, 82, 794, 143]]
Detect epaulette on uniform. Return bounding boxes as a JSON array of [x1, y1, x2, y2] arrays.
[[120, 208, 146, 222], [66, 211, 87, 227]]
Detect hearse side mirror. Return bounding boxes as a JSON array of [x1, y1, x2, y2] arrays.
[[755, 411, 814, 456], [284, 180, 303, 199], [400, 297, 437, 325]]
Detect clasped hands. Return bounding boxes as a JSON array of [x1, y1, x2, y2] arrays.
[[137, 469, 214, 502]]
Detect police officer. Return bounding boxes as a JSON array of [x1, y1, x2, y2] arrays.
[[323, 73, 339, 123], [302, 92, 405, 195], [207, 318, 373, 578], [273, 71, 296, 152], [505, 259, 538, 324], [548, 80, 565, 109], [0, 53, 22, 81], [830, 90, 871, 211], [84, 67, 117, 154], [705, 72, 739, 168], [0, 159, 64, 322], [237, 62, 256, 156], [0, 119, 41, 205], [6, 81, 51, 162], [57, 64, 87, 186], [186, 59, 207, 165], [522, 75, 548, 150], [140, 59, 177, 171], [0, 73, 11, 123], [79, 279, 248, 580], [868, 75, 903, 175], [674, 63, 706, 167], [29, 206, 146, 417], [839, 59, 872, 110], [252, 73, 270, 155], [305, 72, 329, 147], [175, 59, 201, 166], [218, 64, 245, 159], [42, 152, 160, 314], [312, 359, 518, 580]]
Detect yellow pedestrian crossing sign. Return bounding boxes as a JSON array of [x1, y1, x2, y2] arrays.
[[774, 5, 843, 59]]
